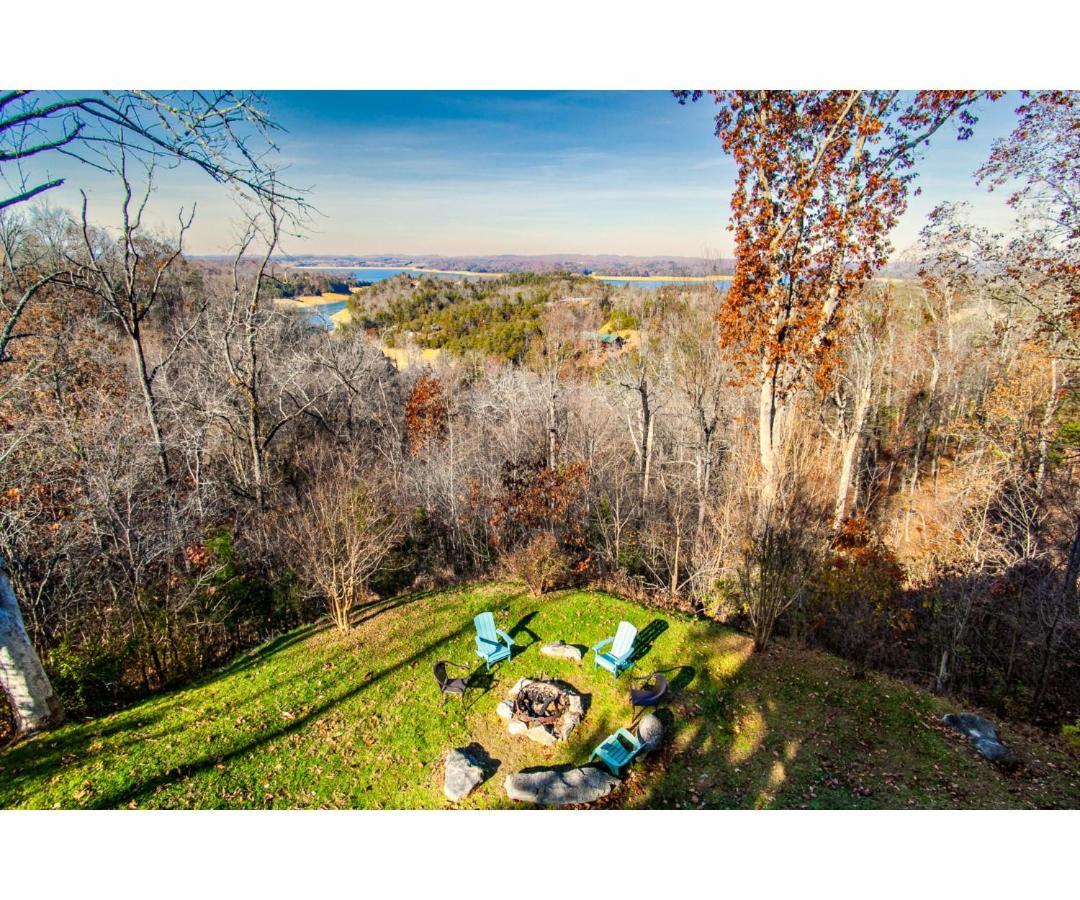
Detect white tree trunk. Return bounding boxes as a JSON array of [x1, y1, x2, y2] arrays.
[[832, 376, 873, 529], [758, 371, 785, 511], [0, 554, 63, 737]]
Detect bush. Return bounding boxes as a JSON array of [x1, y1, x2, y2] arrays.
[[46, 637, 132, 716], [506, 532, 572, 597], [806, 517, 912, 671]]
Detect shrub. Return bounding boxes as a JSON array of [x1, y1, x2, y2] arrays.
[[807, 517, 912, 671], [46, 637, 132, 716], [506, 532, 572, 597]]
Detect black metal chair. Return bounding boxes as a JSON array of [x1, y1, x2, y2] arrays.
[[630, 672, 669, 714], [433, 660, 470, 704]]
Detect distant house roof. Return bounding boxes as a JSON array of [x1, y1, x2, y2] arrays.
[[582, 331, 624, 345]]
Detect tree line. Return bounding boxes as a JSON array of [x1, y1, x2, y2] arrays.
[[1, 89, 1077, 743]]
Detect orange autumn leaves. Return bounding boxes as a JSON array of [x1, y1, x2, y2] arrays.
[[679, 90, 996, 397]]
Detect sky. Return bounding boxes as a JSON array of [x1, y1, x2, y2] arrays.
[[20, 91, 1023, 260]]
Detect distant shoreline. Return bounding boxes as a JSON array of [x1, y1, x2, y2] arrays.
[[289, 264, 504, 279], [287, 264, 732, 283]]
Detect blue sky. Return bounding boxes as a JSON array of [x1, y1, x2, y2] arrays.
[[33, 91, 1022, 258]]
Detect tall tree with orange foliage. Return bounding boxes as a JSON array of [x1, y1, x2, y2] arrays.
[[677, 90, 999, 508]]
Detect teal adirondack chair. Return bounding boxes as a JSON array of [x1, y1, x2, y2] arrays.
[[592, 620, 637, 679], [589, 728, 643, 776], [474, 611, 514, 671]]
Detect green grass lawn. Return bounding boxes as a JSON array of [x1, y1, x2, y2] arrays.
[[2, 582, 1077, 809]]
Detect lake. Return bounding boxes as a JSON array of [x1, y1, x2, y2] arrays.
[[294, 265, 727, 291], [301, 300, 349, 329]]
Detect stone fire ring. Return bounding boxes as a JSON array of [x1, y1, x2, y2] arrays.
[[496, 677, 583, 746]]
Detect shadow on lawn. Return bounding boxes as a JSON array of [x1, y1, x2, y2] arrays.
[[612, 640, 818, 810], [79, 619, 479, 809], [462, 741, 501, 788], [507, 610, 541, 649], [352, 588, 441, 629], [629, 619, 669, 665], [462, 668, 496, 711]]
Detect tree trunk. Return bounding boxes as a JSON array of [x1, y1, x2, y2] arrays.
[[832, 375, 873, 529], [638, 379, 653, 503], [547, 382, 558, 471], [758, 365, 785, 511], [0, 554, 63, 738], [128, 327, 171, 484]]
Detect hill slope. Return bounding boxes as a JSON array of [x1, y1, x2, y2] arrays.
[[1, 584, 1076, 809]]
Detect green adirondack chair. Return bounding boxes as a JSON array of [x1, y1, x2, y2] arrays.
[[474, 611, 514, 671], [592, 620, 637, 679], [589, 727, 643, 776]]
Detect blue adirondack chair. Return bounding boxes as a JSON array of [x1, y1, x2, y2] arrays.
[[589, 728, 643, 776], [592, 620, 637, 679], [474, 611, 514, 671]]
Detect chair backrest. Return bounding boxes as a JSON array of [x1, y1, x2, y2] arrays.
[[433, 661, 449, 689], [612, 620, 637, 658], [474, 611, 497, 643]]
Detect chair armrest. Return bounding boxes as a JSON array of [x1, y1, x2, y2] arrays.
[[592, 637, 613, 653], [496, 629, 515, 646]]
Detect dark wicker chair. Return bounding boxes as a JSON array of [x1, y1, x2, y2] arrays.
[[630, 672, 669, 713], [433, 660, 470, 704]]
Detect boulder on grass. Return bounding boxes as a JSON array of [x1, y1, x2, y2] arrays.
[[504, 766, 619, 805], [540, 641, 583, 664], [637, 713, 665, 753], [943, 713, 1020, 770], [943, 713, 999, 744], [444, 747, 486, 802]]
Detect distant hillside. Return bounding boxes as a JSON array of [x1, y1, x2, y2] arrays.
[[270, 253, 736, 277]]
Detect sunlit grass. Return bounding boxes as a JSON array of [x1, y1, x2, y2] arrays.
[[1, 582, 1076, 809]]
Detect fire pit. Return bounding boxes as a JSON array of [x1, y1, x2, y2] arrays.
[[515, 681, 567, 726], [496, 678, 584, 746]]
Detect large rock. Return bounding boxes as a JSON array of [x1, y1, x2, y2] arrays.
[[943, 713, 1019, 769], [507, 719, 527, 736], [637, 713, 665, 753], [508, 677, 534, 699], [526, 725, 558, 746], [444, 747, 486, 802], [496, 701, 514, 721], [943, 713, 999, 744], [540, 641, 583, 664], [505, 766, 620, 805], [558, 713, 581, 741]]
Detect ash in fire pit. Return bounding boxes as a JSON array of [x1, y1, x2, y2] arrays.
[[497, 678, 584, 745], [515, 681, 568, 725]]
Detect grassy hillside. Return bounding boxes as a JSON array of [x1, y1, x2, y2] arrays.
[[1, 583, 1076, 809]]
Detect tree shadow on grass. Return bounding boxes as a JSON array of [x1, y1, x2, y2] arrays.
[[352, 588, 440, 629], [81, 620, 478, 809], [0, 714, 165, 796]]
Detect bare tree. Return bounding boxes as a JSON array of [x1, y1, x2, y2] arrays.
[[72, 154, 195, 484], [292, 465, 405, 632]]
